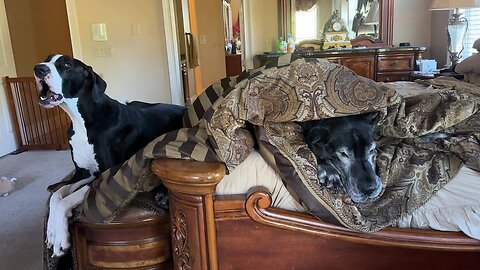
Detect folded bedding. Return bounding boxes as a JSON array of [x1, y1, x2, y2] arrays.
[[75, 55, 480, 239], [217, 149, 480, 239]]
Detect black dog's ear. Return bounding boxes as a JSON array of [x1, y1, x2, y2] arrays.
[[363, 111, 380, 127], [299, 121, 329, 145], [306, 125, 329, 145], [85, 66, 107, 103]]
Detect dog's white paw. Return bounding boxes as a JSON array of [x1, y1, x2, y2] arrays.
[[317, 164, 342, 190], [47, 194, 71, 257]]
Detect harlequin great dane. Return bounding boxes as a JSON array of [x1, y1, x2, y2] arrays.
[[299, 112, 383, 203], [34, 54, 185, 257]]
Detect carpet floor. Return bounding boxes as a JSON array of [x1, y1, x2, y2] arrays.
[[0, 150, 73, 270]]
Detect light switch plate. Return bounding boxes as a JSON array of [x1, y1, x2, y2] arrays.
[[199, 34, 207, 45], [92, 23, 108, 41]]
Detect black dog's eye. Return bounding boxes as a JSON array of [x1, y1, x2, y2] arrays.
[[65, 62, 73, 69], [338, 150, 349, 158]]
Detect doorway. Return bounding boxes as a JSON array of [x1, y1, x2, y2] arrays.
[[222, 0, 244, 77], [172, 0, 203, 104], [0, 0, 18, 156], [65, 0, 184, 105]]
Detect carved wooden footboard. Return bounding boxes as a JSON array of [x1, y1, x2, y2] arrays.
[[151, 158, 480, 270]]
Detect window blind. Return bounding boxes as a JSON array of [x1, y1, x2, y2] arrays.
[[461, 8, 480, 58]]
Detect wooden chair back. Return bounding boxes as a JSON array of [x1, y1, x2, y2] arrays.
[[4, 76, 70, 153]]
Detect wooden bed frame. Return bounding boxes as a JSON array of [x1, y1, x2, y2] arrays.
[[151, 157, 480, 270]]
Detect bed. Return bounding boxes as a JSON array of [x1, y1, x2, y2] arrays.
[[151, 157, 480, 270], [67, 56, 480, 270]]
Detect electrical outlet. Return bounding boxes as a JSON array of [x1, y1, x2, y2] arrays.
[[94, 46, 114, 57], [199, 34, 207, 45], [131, 23, 141, 35]]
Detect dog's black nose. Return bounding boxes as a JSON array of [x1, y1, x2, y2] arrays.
[[363, 184, 378, 196], [34, 64, 50, 79]]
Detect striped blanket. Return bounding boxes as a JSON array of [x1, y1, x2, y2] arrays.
[[77, 54, 306, 223]]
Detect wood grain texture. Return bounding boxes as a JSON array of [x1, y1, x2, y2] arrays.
[[72, 210, 172, 270], [4, 76, 70, 152], [151, 158, 480, 270], [151, 158, 226, 195]]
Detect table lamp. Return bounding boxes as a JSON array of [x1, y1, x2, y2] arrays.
[[430, 0, 480, 68]]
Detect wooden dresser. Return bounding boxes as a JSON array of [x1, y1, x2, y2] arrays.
[[254, 46, 427, 82]]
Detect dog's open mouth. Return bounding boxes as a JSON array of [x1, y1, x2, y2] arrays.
[[38, 80, 63, 108]]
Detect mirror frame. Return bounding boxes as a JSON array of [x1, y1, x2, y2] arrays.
[[278, 0, 394, 47]]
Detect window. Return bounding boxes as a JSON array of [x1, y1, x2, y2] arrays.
[[461, 8, 480, 58], [295, 5, 318, 42]]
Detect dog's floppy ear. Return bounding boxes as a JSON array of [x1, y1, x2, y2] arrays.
[[85, 65, 107, 103], [306, 126, 329, 145], [299, 121, 329, 145], [363, 111, 380, 127]]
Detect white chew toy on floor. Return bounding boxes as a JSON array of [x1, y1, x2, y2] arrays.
[[0, 177, 17, 197]]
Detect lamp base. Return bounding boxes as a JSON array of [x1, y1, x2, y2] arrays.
[[438, 67, 464, 80]]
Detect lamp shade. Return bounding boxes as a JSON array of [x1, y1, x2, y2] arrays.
[[430, 0, 480, 10]]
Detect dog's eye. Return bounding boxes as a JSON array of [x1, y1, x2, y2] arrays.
[[64, 62, 73, 69], [369, 148, 377, 155], [338, 150, 349, 158]]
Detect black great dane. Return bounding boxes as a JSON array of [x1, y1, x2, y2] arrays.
[[299, 112, 383, 203], [34, 54, 185, 257]]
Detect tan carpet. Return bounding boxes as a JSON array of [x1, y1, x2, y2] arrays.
[[0, 150, 73, 270]]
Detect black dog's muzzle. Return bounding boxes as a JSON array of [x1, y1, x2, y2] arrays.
[[34, 64, 51, 80]]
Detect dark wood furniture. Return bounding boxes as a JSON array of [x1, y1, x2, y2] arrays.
[[4, 76, 70, 153], [254, 46, 426, 82], [151, 157, 480, 270], [225, 54, 242, 77], [72, 207, 172, 270]]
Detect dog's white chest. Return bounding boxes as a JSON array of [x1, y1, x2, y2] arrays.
[[61, 100, 99, 173]]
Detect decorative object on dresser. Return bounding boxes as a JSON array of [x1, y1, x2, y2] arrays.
[[321, 10, 352, 50], [430, 0, 480, 68], [279, 0, 394, 47]]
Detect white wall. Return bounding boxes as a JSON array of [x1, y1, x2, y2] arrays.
[[74, 0, 172, 103]]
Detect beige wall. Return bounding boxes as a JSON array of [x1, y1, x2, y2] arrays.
[[74, 0, 172, 103], [430, 10, 450, 68], [231, 0, 241, 28], [195, 0, 226, 89], [243, 0, 278, 69], [5, 0, 72, 76], [393, 0, 432, 48]]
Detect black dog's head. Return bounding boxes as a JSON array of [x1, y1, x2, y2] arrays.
[[34, 54, 106, 108], [300, 112, 382, 203]]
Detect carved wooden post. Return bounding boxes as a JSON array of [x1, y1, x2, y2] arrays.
[[151, 158, 226, 270]]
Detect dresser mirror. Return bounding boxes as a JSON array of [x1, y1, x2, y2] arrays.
[[279, 0, 393, 47]]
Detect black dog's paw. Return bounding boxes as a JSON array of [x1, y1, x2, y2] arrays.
[[317, 162, 342, 190], [154, 186, 169, 211]]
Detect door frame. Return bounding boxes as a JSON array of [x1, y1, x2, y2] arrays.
[[64, 0, 184, 106], [0, 0, 18, 156]]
